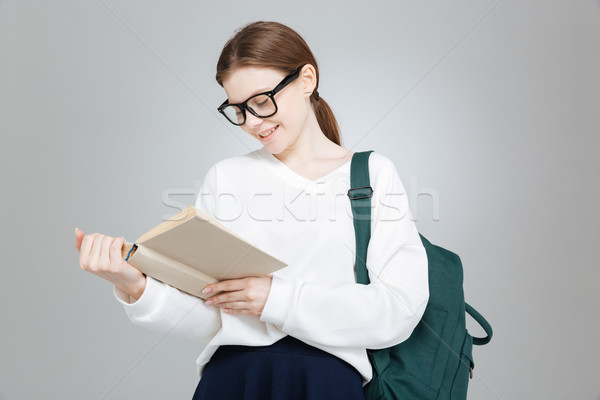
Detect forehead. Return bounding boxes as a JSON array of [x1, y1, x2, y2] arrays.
[[223, 66, 287, 103]]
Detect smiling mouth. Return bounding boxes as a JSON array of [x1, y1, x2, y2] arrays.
[[259, 125, 279, 139]]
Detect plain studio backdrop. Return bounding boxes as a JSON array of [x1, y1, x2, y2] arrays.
[[1, 1, 598, 399]]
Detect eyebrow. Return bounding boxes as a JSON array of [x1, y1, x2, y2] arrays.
[[230, 87, 270, 104]]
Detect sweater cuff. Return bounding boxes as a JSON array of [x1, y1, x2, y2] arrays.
[[260, 271, 296, 327], [112, 276, 167, 320]]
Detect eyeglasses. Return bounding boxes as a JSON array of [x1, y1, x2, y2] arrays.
[[217, 67, 301, 126]]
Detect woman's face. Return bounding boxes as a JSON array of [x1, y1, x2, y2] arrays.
[[221, 66, 311, 155]]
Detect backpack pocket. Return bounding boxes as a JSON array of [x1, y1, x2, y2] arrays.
[[371, 367, 438, 400], [450, 331, 474, 399]]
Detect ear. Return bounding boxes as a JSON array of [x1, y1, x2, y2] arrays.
[[300, 64, 318, 99]]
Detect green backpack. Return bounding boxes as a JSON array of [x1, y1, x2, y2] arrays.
[[347, 150, 493, 399]]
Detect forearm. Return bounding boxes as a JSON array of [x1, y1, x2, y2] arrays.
[[114, 276, 222, 343], [262, 275, 428, 349], [260, 242, 429, 349]]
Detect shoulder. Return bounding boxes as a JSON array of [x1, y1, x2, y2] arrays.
[[367, 151, 396, 172], [214, 149, 262, 168], [199, 149, 272, 193], [364, 151, 400, 184], [361, 150, 408, 195], [205, 148, 266, 175]]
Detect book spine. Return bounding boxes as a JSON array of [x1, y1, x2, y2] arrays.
[[121, 242, 138, 261], [125, 243, 137, 261]]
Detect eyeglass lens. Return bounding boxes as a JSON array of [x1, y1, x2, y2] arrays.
[[222, 94, 276, 125]]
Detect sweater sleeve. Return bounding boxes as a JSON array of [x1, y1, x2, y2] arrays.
[[112, 164, 222, 343], [259, 156, 429, 349]]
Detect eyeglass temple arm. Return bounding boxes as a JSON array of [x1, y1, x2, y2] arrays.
[[272, 68, 301, 94]]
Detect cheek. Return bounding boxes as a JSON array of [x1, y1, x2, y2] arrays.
[[278, 96, 309, 128]]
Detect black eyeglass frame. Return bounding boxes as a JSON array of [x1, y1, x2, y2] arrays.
[[217, 67, 302, 126]]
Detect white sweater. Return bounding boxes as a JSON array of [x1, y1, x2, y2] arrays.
[[113, 147, 429, 386]]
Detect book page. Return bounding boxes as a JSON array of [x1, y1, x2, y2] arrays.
[[133, 206, 287, 280]]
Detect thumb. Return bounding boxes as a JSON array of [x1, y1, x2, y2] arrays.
[[74, 228, 84, 251]]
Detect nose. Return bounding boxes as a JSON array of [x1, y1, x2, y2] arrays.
[[244, 110, 263, 129]]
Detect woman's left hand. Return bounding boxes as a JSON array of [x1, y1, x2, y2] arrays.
[[202, 275, 273, 317]]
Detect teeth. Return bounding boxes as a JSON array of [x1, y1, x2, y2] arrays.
[[260, 126, 277, 138]]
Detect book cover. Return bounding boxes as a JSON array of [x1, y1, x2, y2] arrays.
[[121, 205, 287, 299]]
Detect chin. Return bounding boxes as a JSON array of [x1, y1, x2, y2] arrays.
[[261, 139, 286, 154], [264, 145, 284, 155]]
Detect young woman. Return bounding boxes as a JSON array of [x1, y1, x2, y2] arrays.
[[75, 21, 429, 400]]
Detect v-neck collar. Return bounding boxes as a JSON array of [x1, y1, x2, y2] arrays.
[[257, 147, 353, 185]]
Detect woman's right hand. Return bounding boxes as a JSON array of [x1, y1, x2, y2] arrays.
[[75, 228, 147, 301]]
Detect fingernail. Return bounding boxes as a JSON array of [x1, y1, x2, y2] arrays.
[[202, 287, 211, 294], [205, 299, 213, 306], [75, 227, 79, 234]]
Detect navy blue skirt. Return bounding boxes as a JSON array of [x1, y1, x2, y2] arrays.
[[192, 335, 365, 400]]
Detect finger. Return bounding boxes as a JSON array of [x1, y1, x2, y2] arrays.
[[98, 235, 114, 269], [203, 278, 248, 295], [88, 233, 103, 263], [223, 306, 254, 316], [80, 232, 99, 259], [221, 301, 251, 310], [74, 228, 84, 251], [110, 237, 126, 264], [206, 291, 244, 306]]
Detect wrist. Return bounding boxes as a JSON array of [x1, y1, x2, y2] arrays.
[[118, 275, 147, 302]]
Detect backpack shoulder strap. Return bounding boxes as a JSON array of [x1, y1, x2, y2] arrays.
[[348, 150, 375, 285]]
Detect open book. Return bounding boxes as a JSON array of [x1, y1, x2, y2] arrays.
[[121, 205, 287, 300]]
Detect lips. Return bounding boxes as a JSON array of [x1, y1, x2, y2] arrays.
[[259, 125, 279, 138]]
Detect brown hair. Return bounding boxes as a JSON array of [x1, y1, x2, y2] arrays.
[[216, 21, 341, 145]]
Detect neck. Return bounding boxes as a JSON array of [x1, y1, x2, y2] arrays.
[[272, 109, 344, 165]]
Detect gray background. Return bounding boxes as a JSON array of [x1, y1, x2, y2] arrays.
[[1, 0, 598, 399]]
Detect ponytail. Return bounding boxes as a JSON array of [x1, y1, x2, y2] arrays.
[[311, 96, 341, 145]]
